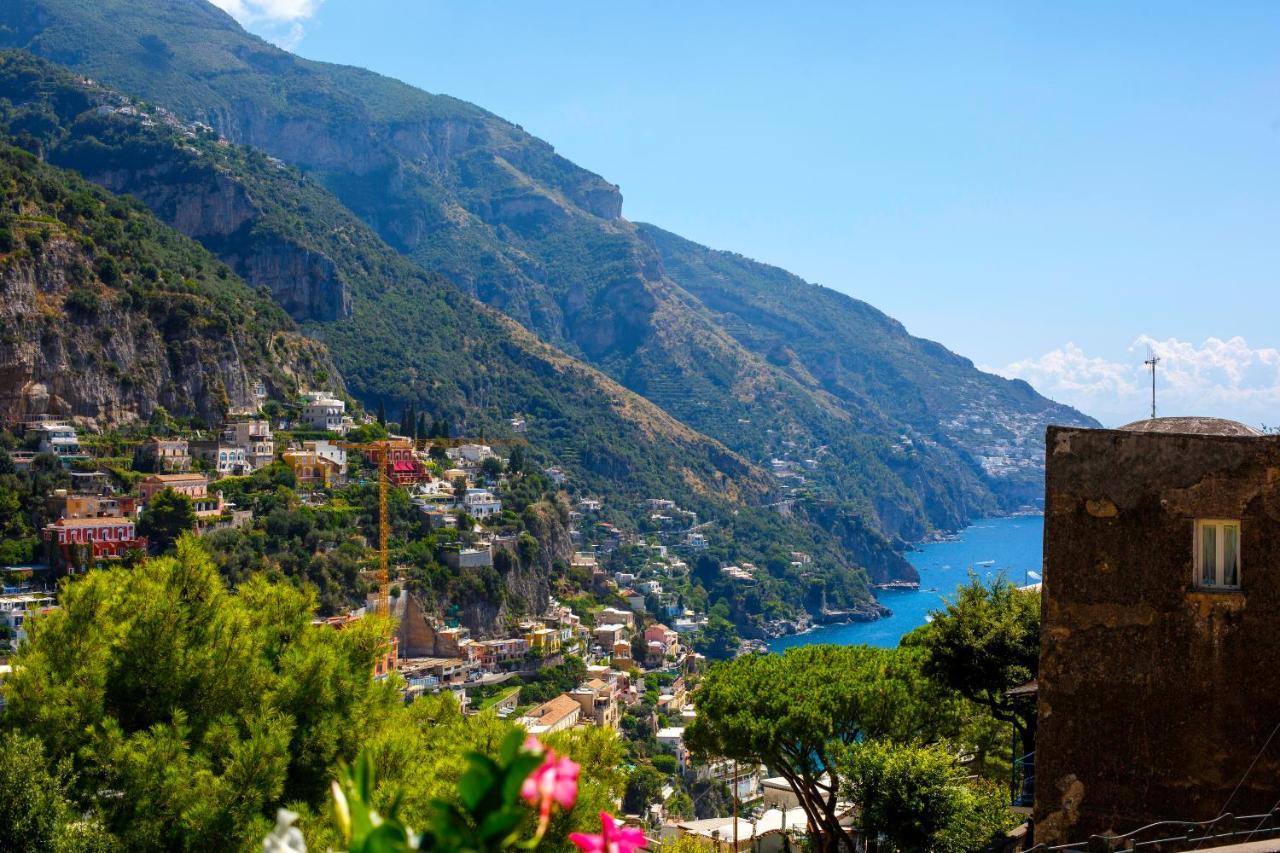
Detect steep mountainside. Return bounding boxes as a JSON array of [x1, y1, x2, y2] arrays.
[[0, 0, 1099, 550], [0, 51, 773, 518], [638, 224, 1097, 510], [0, 143, 332, 427]]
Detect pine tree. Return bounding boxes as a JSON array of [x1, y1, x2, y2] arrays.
[[376, 400, 386, 427], [417, 412, 428, 440]]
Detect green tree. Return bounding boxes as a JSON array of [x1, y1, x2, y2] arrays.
[[685, 645, 965, 852], [347, 422, 390, 444], [507, 444, 526, 475], [148, 405, 172, 436], [136, 486, 196, 553], [837, 739, 1015, 853], [692, 554, 719, 588], [0, 731, 79, 852], [664, 789, 695, 820], [480, 456, 504, 482], [651, 753, 679, 775], [693, 602, 739, 661], [910, 577, 1041, 758], [376, 400, 387, 427], [2, 536, 398, 849], [622, 765, 665, 815]]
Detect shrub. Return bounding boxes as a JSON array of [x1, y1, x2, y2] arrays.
[[64, 286, 99, 315], [95, 254, 122, 285]]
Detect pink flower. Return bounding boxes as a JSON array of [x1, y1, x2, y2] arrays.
[[570, 812, 647, 853], [521, 748, 581, 827]]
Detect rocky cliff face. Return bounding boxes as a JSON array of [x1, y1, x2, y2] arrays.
[[226, 241, 348, 323], [0, 145, 336, 428], [0, 238, 322, 427]]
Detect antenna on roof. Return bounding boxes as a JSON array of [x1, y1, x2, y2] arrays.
[[1144, 346, 1161, 420]]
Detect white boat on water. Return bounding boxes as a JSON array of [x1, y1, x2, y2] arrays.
[[975, 559, 996, 566]]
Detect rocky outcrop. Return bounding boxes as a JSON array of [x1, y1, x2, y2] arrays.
[[804, 503, 919, 585], [223, 238, 349, 322], [0, 238, 325, 427], [401, 496, 575, 640]]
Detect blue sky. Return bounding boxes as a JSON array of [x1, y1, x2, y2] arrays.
[[215, 1, 1280, 427]]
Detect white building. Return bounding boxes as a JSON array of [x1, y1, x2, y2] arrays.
[[0, 591, 55, 649], [685, 532, 708, 550], [600, 607, 635, 629], [303, 439, 348, 473], [31, 423, 82, 457], [451, 443, 495, 464], [656, 726, 688, 771], [517, 694, 581, 736], [445, 547, 494, 570], [300, 392, 347, 434], [191, 441, 248, 476], [593, 623, 627, 648], [463, 488, 502, 519]]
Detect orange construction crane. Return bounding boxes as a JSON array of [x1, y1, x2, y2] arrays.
[[337, 440, 394, 617], [337, 434, 529, 616]]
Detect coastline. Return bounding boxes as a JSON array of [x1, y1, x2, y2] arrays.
[[766, 514, 1045, 651]]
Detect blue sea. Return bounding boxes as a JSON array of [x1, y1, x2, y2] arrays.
[[767, 515, 1044, 652]]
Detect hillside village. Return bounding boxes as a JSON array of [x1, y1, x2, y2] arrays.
[[0, 388, 796, 835]]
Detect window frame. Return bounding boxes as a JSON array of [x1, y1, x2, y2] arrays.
[[1194, 518, 1242, 590]]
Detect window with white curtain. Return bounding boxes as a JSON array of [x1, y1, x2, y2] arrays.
[[1195, 519, 1241, 589]]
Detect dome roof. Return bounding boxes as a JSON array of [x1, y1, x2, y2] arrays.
[[1118, 417, 1263, 437]]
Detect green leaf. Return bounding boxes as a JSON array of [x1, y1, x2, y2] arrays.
[[502, 753, 543, 805], [477, 807, 523, 842], [498, 729, 525, 765], [458, 758, 499, 812]]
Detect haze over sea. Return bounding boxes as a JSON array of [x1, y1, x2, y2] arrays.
[[768, 515, 1044, 652]]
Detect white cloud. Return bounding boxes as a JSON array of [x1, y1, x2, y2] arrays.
[[996, 336, 1280, 429], [210, 0, 323, 49]]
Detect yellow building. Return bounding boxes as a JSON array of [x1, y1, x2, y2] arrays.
[[282, 449, 341, 488], [525, 625, 562, 655]]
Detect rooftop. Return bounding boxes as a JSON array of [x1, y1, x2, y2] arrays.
[[1118, 416, 1263, 437], [46, 517, 136, 527], [520, 694, 581, 728]]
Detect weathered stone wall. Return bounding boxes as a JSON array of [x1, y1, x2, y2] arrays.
[[1035, 425, 1280, 844]]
